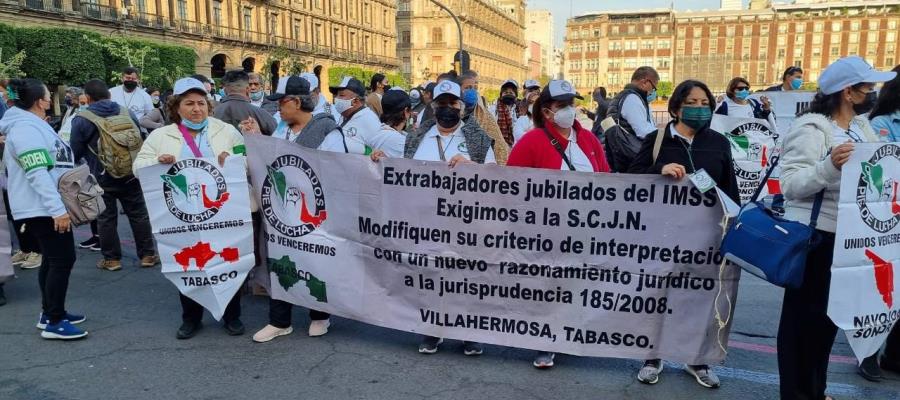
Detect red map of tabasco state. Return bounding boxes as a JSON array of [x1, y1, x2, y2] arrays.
[[174, 241, 239, 271]]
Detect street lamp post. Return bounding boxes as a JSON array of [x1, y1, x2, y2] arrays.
[[428, 0, 468, 73]]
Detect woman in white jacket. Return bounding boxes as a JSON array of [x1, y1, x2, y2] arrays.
[[0, 79, 85, 340], [777, 56, 895, 400], [133, 77, 245, 340]]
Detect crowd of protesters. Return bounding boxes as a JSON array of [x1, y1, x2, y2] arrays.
[[0, 55, 898, 399]]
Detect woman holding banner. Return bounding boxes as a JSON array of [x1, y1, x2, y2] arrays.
[[507, 79, 610, 369], [395, 79, 494, 356], [133, 77, 246, 340], [628, 79, 739, 389], [777, 57, 894, 399]]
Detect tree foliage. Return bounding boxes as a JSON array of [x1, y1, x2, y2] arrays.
[[0, 23, 195, 90], [328, 66, 408, 90], [657, 81, 674, 99]]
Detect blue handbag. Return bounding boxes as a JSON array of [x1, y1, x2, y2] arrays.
[[720, 156, 824, 289]]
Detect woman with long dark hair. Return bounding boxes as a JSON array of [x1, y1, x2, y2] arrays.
[[628, 79, 739, 388], [869, 65, 900, 143], [0, 78, 84, 340], [777, 56, 894, 399]]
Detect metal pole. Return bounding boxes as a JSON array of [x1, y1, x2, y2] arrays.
[[429, 0, 463, 55]]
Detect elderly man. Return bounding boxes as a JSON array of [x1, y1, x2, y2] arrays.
[[248, 73, 266, 108], [213, 70, 277, 136], [453, 70, 509, 165], [329, 76, 382, 154]]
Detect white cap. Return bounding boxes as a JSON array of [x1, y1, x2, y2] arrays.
[[433, 80, 462, 100], [389, 86, 406, 92], [300, 72, 319, 90], [335, 76, 354, 88], [818, 56, 896, 95], [501, 79, 519, 90], [523, 79, 540, 89], [409, 89, 422, 100], [547, 79, 583, 101], [173, 77, 207, 96], [273, 76, 290, 95]]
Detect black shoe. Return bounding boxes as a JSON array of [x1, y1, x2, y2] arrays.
[[858, 354, 883, 382], [176, 321, 203, 340], [0, 285, 6, 307], [78, 236, 100, 250], [881, 355, 900, 374], [224, 319, 245, 336]]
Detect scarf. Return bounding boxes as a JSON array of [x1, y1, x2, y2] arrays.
[[497, 104, 515, 146]]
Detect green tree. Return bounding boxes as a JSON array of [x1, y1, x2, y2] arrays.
[[656, 81, 674, 99], [17, 28, 106, 86], [0, 48, 26, 79]]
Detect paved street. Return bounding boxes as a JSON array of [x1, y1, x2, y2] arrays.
[[2, 220, 900, 400]]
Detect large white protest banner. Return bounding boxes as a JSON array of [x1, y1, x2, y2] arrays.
[[246, 135, 740, 364], [710, 115, 780, 204], [138, 157, 255, 320], [829, 143, 900, 362]]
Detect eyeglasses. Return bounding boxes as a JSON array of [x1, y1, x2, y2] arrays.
[[278, 96, 299, 106], [647, 80, 658, 91]]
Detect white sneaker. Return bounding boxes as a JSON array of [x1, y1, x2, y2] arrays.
[[308, 319, 330, 337], [20, 253, 42, 269], [11, 251, 30, 266], [252, 324, 293, 343]]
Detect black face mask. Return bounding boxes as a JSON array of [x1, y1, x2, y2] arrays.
[[123, 81, 138, 91], [852, 91, 877, 115], [501, 95, 516, 105], [435, 106, 461, 129]]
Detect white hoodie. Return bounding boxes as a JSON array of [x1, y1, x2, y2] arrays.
[[0, 107, 74, 219], [780, 113, 877, 233]]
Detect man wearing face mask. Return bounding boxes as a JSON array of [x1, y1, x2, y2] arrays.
[[456, 70, 509, 165], [766, 66, 804, 92], [213, 70, 277, 136], [248, 73, 266, 108], [603, 66, 660, 172], [490, 79, 520, 146], [110, 67, 154, 126], [329, 76, 382, 154]]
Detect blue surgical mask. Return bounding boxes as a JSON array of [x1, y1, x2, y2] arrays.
[[182, 118, 209, 131], [735, 89, 750, 100], [462, 88, 479, 107], [78, 105, 88, 112], [250, 91, 264, 102], [646, 89, 658, 103], [791, 78, 803, 90]]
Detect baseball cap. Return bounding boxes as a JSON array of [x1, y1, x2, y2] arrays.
[[546, 79, 583, 101], [818, 56, 896, 95], [300, 72, 319, 91], [409, 88, 422, 101], [382, 90, 411, 116], [433, 80, 462, 101], [524, 79, 540, 90], [424, 82, 437, 96], [501, 79, 519, 91], [173, 77, 208, 96], [329, 76, 366, 98], [266, 75, 311, 101]]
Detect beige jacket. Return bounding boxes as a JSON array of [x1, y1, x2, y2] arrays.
[[366, 92, 384, 116], [132, 117, 245, 173], [781, 113, 878, 233], [473, 101, 509, 166]]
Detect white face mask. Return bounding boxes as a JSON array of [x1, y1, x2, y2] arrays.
[[552, 106, 576, 129], [334, 98, 354, 114]]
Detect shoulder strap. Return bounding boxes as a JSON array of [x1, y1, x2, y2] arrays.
[[543, 128, 574, 171], [651, 128, 666, 164], [334, 126, 349, 153], [809, 190, 825, 229], [78, 110, 103, 125], [749, 155, 780, 203]]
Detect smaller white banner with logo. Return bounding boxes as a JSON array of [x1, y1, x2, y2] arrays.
[[829, 143, 900, 362], [710, 115, 780, 204], [749, 91, 815, 135], [138, 156, 255, 320]]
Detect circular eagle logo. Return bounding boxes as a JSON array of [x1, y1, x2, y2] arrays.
[[725, 122, 779, 181], [857, 144, 900, 234], [261, 154, 328, 237], [161, 159, 230, 223]]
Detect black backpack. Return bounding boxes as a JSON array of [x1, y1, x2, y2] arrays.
[[601, 91, 647, 172]]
